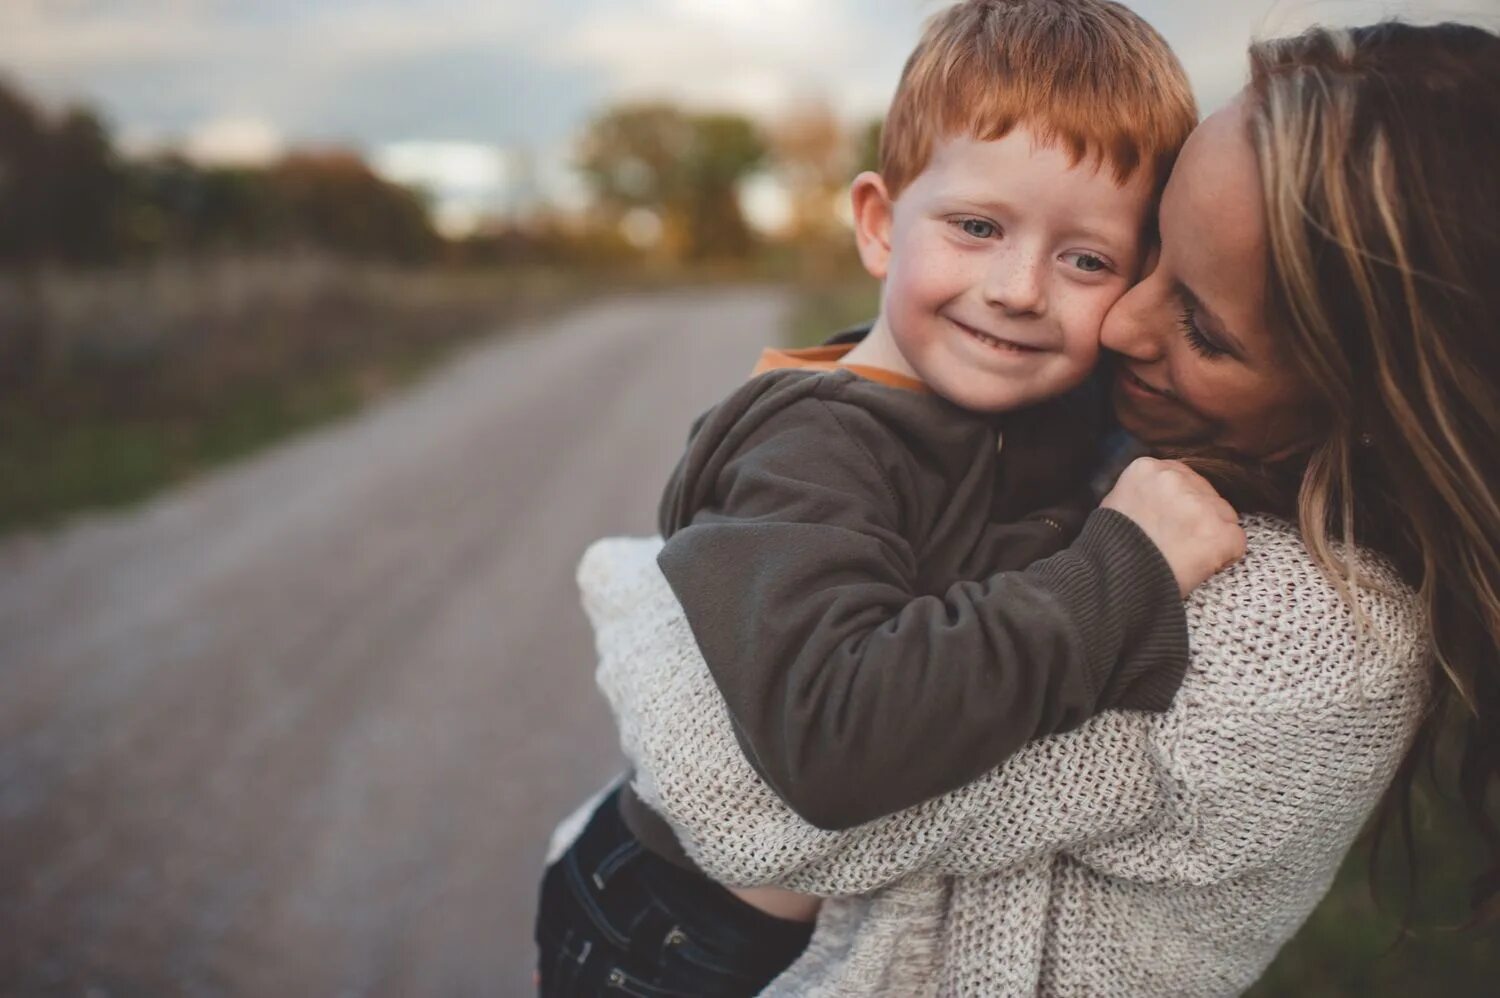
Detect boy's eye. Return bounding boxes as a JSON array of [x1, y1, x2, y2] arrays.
[[956, 218, 997, 239], [1063, 251, 1109, 273]]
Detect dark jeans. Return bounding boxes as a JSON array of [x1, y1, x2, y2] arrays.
[[534, 788, 814, 996]]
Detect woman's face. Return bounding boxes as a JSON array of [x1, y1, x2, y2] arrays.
[[1101, 98, 1316, 458]]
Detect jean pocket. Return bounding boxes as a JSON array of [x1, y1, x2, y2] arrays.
[[664, 930, 751, 977], [601, 965, 702, 998], [655, 927, 784, 995]]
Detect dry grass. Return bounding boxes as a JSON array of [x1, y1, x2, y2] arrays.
[[784, 273, 879, 349], [0, 256, 586, 533]]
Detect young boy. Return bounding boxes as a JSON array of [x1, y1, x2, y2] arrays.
[[537, 1, 1223, 994]]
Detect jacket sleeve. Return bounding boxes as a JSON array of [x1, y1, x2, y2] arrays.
[[963, 506, 1084, 574], [655, 397, 1185, 830]]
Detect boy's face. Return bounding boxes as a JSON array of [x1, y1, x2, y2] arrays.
[[856, 127, 1155, 413]]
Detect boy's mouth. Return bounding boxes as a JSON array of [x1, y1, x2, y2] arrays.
[[949, 317, 1041, 355]]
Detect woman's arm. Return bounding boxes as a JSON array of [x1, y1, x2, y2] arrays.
[[1067, 534, 1430, 885], [584, 535, 1170, 894], [584, 518, 1428, 896]]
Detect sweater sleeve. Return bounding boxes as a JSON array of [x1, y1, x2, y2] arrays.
[[657, 395, 1185, 830], [1065, 581, 1429, 887], [581, 519, 1428, 896]]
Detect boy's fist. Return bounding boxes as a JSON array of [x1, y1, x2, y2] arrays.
[[1100, 457, 1246, 597]]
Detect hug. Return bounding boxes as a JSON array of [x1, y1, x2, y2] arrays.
[[537, 2, 1500, 994]]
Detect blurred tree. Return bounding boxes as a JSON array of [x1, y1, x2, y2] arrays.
[[0, 84, 128, 266], [578, 103, 765, 261], [121, 152, 439, 262], [769, 102, 852, 248], [856, 119, 882, 176], [271, 151, 441, 263], [0, 80, 54, 265], [0, 80, 49, 382], [577, 104, 691, 215], [0, 76, 442, 268], [47, 108, 127, 264], [0, 83, 132, 385], [683, 113, 763, 259], [121, 155, 192, 253], [455, 210, 634, 269], [190, 167, 279, 248]]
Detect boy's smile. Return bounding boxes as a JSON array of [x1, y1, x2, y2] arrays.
[[847, 127, 1155, 413]]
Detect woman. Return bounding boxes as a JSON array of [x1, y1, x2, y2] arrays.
[[582, 21, 1499, 996]]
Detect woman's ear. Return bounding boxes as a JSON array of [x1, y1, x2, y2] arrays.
[[850, 172, 894, 280]]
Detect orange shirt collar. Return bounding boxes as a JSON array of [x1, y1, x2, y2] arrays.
[[751, 345, 930, 394]]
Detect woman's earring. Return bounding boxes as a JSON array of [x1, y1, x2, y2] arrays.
[[1357, 432, 1376, 448]]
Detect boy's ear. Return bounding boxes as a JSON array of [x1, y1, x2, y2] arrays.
[[850, 172, 894, 280]]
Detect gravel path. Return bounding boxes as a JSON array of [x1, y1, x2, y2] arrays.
[[0, 287, 788, 996]]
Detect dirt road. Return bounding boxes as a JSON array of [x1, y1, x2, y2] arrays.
[[0, 288, 788, 996]]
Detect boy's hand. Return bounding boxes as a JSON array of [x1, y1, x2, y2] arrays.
[[1100, 457, 1246, 597]]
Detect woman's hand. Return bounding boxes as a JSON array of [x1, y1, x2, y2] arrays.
[[1101, 457, 1246, 597]]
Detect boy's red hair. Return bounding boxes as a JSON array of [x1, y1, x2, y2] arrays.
[[881, 0, 1197, 197]]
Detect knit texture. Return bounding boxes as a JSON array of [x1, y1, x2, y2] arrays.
[[579, 515, 1429, 997]]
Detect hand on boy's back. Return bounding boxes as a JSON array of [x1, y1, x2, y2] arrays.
[[1101, 457, 1247, 598]]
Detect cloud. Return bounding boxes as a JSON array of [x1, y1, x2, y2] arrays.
[[0, 0, 557, 144], [0, 1, 224, 70], [550, 0, 924, 121], [546, 0, 1500, 131], [0, 1, 531, 71], [1138, 0, 1500, 112], [374, 142, 508, 194], [3, 0, 1496, 194], [182, 115, 285, 166], [371, 140, 513, 236], [304, 43, 604, 147]]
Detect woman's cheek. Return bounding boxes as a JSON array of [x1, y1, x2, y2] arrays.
[[1168, 349, 1223, 406]]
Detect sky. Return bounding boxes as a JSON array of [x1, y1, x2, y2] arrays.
[[2, 0, 1495, 234]]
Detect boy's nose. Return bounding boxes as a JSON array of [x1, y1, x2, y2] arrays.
[[983, 249, 1045, 317]]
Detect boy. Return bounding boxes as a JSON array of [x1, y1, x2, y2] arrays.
[[537, 1, 1228, 994]]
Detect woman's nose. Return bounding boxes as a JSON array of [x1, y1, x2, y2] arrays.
[[983, 248, 1045, 317], [1100, 275, 1167, 361]]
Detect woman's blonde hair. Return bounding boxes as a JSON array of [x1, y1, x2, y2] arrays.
[[1245, 21, 1500, 920]]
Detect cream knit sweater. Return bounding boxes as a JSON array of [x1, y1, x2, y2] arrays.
[[579, 515, 1429, 997]]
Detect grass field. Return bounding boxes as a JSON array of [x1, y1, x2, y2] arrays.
[[0, 258, 595, 535], [785, 273, 880, 348]]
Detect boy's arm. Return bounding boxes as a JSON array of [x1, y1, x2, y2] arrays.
[[584, 535, 1167, 893], [657, 395, 1186, 831], [959, 495, 1093, 578]]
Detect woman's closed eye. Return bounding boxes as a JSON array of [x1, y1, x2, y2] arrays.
[[1178, 301, 1229, 359]]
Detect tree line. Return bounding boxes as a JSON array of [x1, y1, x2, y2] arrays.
[[0, 78, 441, 268], [0, 73, 880, 270], [576, 102, 878, 263]]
